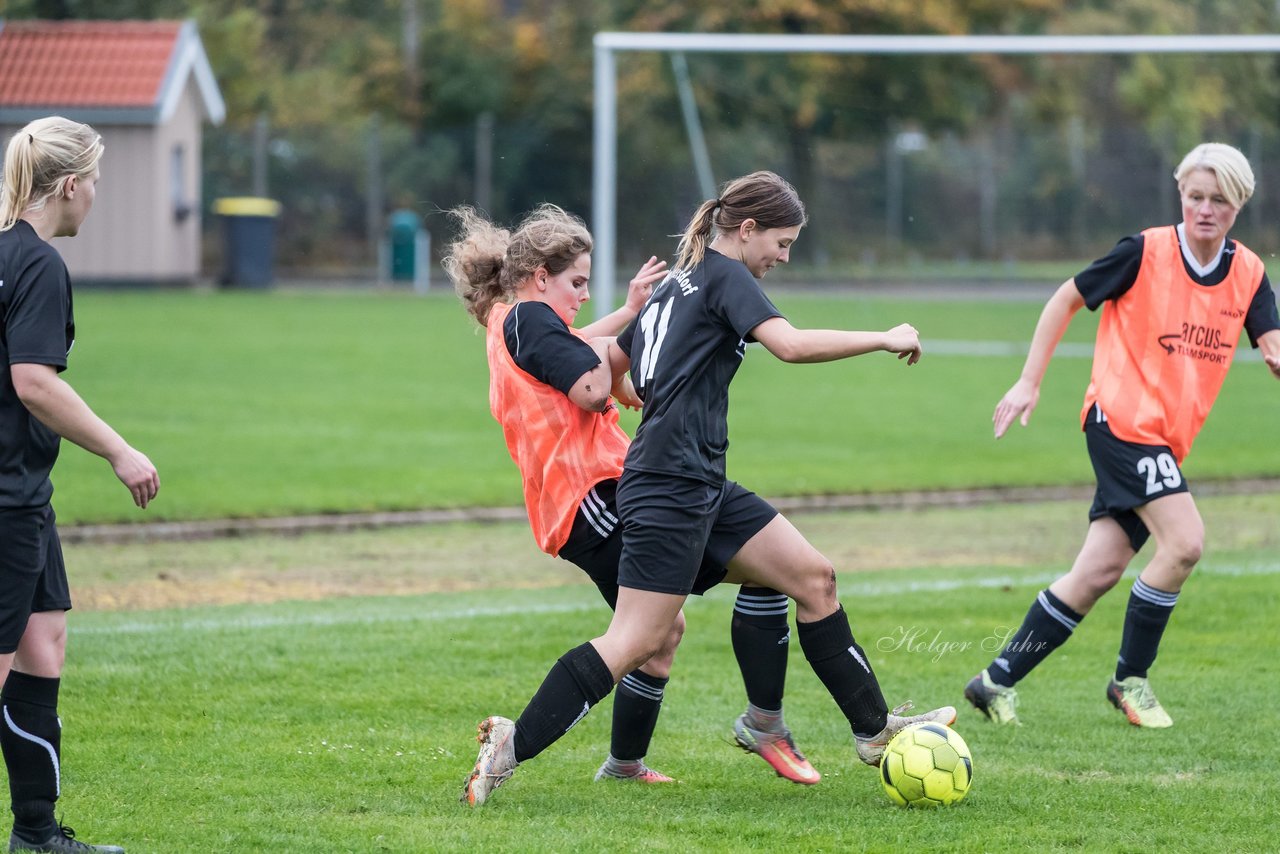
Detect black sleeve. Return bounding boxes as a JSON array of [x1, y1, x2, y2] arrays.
[[708, 260, 783, 339], [1244, 271, 1280, 347], [503, 301, 601, 394], [617, 316, 637, 358], [5, 253, 70, 370], [1074, 234, 1144, 311]]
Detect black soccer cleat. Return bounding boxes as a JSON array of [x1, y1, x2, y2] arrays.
[[9, 825, 124, 854]]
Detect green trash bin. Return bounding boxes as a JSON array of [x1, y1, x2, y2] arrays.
[[388, 209, 422, 282], [214, 197, 281, 287]]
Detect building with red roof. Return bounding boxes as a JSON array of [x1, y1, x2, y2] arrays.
[[0, 19, 225, 282]]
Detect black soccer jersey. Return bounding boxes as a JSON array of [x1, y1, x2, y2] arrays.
[[617, 249, 782, 485], [1075, 231, 1280, 345], [502, 300, 600, 394], [0, 221, 75, 508]]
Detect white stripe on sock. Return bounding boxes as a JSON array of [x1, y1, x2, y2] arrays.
[[1132, 578, 1179, 607], [1037, 590, 1079, 631], [3, 706, 60, 797], [734, 593, 789, 617], [848, 645, 871, 674], [620, 674, 664, 702]]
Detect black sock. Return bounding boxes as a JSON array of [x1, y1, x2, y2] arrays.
[[1115, 578, 1179, 681], [513, 643, 615, 763], [609, 670, 667, 762], [1, 672, 60, 841], [731, 586, 790, 712], [797, 606, 888, 738], [988, 589, 1083, 688]]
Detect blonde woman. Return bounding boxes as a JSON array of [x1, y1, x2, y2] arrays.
[[0, 117, 158, 854], [968, 143, 1280, 728]]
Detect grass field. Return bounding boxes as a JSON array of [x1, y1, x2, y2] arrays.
[[54, 492, 1280, 853], [50, 288, 1280, 524], [38, 286, 1280, 851]]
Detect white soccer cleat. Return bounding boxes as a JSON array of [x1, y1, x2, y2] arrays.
[[1107, 676, 1173, 728], [855, 702, 957, 767], [461, 716, 518, 806]]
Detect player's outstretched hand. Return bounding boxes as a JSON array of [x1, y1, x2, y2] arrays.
[[623, 256, 669, 314], [1265, 353, 1280, 379], [111, 445, 160, 509], [884, 323, 922, 365], [993, 378, 1040, 439]]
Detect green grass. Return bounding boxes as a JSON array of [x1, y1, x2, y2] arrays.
[[49, 290, 1280, 524], [57, 493, 1280, 852]]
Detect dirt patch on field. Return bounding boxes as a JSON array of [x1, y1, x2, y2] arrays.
[[64, 482, 1280, 612]]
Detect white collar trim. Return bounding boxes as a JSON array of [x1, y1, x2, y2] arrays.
[[1176, 223, 1226, 277]]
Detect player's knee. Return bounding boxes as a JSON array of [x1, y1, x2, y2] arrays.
[[792, 555, 837, 610], [620, 633, 667, 675], [1161, 531, 1203, 573], [653, 611, 685, 661], [1080, 560, 1128, 599]]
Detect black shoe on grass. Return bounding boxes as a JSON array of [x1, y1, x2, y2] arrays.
[[9, 825, 124, 854]]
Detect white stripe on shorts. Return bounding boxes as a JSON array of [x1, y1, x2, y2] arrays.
[[579, 487, 616, 539]]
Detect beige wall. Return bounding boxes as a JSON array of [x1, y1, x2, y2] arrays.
[[1, 85, 206, 282]]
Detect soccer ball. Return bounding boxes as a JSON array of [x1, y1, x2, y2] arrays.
[[880, 722, 973, 808]]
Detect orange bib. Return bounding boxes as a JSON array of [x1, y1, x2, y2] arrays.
[[1082, 225, 1263, 462], [486, 301, 629, 555]]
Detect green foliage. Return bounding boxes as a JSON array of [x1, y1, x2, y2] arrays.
[[9, 0, 1280, 267], [49, 289, 1280, 525], [58, 493, 1280, 852]]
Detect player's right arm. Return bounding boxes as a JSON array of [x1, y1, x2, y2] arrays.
[[10, 362, 159, 507], [993, 279, 1087, 439], [565, 337, 618, 413]]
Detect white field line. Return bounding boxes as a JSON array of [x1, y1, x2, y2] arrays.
[[75, 562, 1278, 637]]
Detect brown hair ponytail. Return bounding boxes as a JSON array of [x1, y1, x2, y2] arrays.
[[673, 170, 808, 272]]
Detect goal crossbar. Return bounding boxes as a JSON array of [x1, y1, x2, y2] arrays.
[[592, 31, 1280, 316]]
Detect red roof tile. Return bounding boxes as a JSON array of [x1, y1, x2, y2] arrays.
[[0, 20, 183, 108]]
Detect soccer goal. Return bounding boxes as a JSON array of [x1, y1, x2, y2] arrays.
[[591, 32, 1280, 318]]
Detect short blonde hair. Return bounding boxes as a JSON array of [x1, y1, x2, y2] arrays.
[[1174, 143, 1255, 209]]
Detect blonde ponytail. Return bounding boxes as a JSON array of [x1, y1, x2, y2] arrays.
[[1, 116, 103, 231]]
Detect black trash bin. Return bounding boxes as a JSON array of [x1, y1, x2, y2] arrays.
[[214, 197, 281, 287]]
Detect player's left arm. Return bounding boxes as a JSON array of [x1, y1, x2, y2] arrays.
[[1244, 272, 1280, 379], [750, 316, 922, 365], [1258, 329, 1280, 379], [576, 256, 667, 338]]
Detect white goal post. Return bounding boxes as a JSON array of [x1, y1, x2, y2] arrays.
[[591, 32, 1280, 318]]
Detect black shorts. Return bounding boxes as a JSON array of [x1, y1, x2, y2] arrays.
[[1084, 405, 1189, 552], [0, 505, 72, 653], [613, 470, 778, 597]]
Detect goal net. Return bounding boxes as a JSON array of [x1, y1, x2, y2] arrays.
[[591, 33, 1280, 311]]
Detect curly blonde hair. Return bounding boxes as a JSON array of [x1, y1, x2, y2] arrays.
[[443, 204, 592, 327]]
